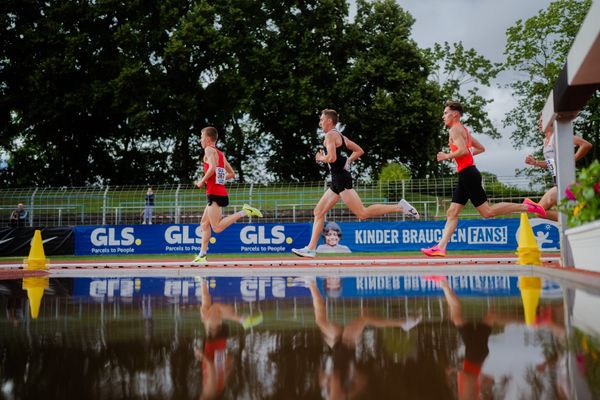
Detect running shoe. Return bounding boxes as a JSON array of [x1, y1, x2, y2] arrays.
[[399, 198, 420, 219], [400, 314, 423, 332], [192, 254, 208, 264], [241, 313, 264, 329], [243, 203, 263, 217], [292, 246, 317, 258], [290, 276, 317, 288], [421, 245, 446, 257], [422, 275, 447, 282], [523, 198, 547, 218]]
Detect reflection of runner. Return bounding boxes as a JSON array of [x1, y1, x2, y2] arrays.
[[195, 278, 262, 400], [432, 276, 518, 400], [316, 222, 351, 254], [306, 278, 421, 399]]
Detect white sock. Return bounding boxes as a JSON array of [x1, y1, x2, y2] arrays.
[[238, 210, 246, 218]]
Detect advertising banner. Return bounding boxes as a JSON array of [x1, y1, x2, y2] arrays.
[[74, 218, 560, 256]]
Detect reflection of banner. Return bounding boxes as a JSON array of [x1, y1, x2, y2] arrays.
[[73, 218, 560, 255], [0, 227, 74, 256], [73, 275, 562, 301]]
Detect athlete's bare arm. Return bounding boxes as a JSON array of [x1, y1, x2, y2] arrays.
[[198, 147, 218, 188], [526, 134, 591, 167], [525, 154, 547, 168], [573, 135, 592, 161], [343, 136, 364, 162], [316, 132, 339, 163], [437, 125, 468, 161], [223, 158, 235, 180], [470, 135, 485, 156]]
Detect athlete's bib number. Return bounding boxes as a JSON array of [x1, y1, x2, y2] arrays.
[[215, 167, 226, 185], [546, 158, 556, 177]]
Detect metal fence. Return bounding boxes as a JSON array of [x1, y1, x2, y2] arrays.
[[0, 177, 546, 227]]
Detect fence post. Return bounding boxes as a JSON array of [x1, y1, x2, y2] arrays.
[[102, 186, 109, 225], [29, 188, 38, 227], [175, 184, 181, 224], [249, 183, 254, 223]]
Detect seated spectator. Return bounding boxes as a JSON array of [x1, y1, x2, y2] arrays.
[[9, 203, 28, 227]]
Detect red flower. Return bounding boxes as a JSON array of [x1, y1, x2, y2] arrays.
[[565, 185, 576, 201], [594, 182, 600, 196]]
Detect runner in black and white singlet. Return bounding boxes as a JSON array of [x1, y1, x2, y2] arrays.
[[292, 109, 420, 258], [524, 113, 592, 221]]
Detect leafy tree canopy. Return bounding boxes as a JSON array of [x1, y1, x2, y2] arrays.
[[0, 0, 505, 186]]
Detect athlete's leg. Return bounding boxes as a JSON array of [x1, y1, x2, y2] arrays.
[[340, 189, 402, 220], [199, 206, 212, 257], [437, 202, 464, 251], [308, 280, 342, 348], [305, 190, 340, 250], [475, 201, 527, 218], [539, 186, 558, 221], [206, 203, 245, 233], [439, 278, 464, 327]]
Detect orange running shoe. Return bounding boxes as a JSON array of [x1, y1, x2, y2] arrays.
[[421, 245, 446, 257], [523, 198, 547, 218]]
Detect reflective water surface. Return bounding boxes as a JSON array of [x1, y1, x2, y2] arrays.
[[1, 272, 599, 399]]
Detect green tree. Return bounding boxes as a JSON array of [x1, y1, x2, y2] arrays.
[[338, 0, 440, 180], [502, 0, 597, 162], [425, 41, 502, 139]]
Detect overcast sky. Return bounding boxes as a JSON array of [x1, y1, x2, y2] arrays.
[[351, 0, 555, 181]]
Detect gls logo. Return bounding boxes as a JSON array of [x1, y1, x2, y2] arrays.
[[240, 225, 285, 244], [165, 226, 202, 244], [91, 227, 135, 246]]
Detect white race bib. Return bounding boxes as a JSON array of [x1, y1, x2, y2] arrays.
[[215, 167, 226, 185], [546, 158, 556, 177]]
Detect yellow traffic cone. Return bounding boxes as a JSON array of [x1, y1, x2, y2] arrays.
[[26, 230, 47, 270], [516, 212, 541, 265], [22, 277, 49, 319], [518, 276, 541, 326]]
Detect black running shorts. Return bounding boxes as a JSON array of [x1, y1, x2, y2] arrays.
[[207, 195, 230, 207], [330, 170, 353, 195], [451, 166, 488, 207], [458, 322, 492, 365]]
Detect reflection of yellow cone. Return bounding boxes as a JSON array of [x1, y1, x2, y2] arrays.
[[516, 212, 541, 266], [26, 230, 47, 270], [519, 276, 541, 326], [22, 277, 49, 319]]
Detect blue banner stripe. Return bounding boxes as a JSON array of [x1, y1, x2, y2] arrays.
[[74, 219, 560, 255]]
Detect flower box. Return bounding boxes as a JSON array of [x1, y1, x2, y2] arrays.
[[565, 219, 600, 272]]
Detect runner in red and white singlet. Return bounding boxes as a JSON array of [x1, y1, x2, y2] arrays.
[[193, 127, 263, 264]]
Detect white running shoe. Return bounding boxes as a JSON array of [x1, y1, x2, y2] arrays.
[[291, 246, 316, 258], [399, 198, 420, 219], [400, 315, 423, 332], [290, 276, 317, 288]]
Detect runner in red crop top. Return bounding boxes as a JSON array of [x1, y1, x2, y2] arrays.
[[421, 100, 547, 258], [449, 125, 474, 172]]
